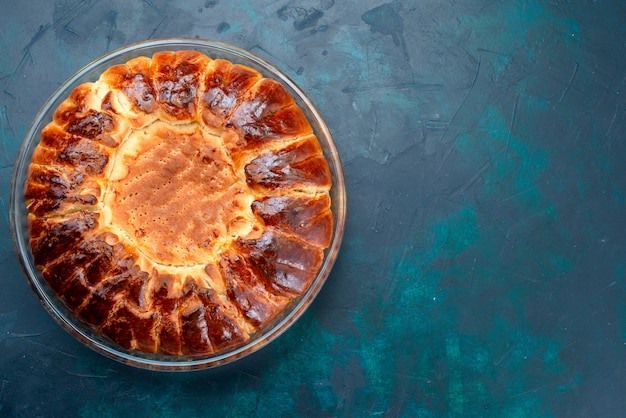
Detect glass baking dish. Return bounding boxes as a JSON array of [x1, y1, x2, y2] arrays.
[[10, 38, 346, 371]]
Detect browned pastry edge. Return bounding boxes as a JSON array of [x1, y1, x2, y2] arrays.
[[25, 50, 333, 357]]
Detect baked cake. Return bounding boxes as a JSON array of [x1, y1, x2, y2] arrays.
[[24, 50, 333, 357]]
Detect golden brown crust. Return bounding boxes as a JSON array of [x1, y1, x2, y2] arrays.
[[201, 59, 262, 130], [100, 56, 159, 128], [150, 50, 210, 122], [251, 194, 333, 248], [222, 78, 313, 155], [25, 50, 333, 357], [244, 135, 332, 192]]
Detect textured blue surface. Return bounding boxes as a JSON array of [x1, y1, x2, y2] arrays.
[[1, 0, 626, 416]]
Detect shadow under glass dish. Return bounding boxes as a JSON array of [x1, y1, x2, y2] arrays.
[[10, 38, 346, 371]]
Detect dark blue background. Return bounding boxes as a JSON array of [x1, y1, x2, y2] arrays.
[[1, 1, 625, 416]]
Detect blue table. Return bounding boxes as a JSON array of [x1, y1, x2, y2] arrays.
[[1, 1, 625, 416]]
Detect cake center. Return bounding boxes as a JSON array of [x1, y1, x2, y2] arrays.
[[104, 121, 255, 267]]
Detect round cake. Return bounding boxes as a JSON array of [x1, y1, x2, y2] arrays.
[[24, 50, 333, 357]]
